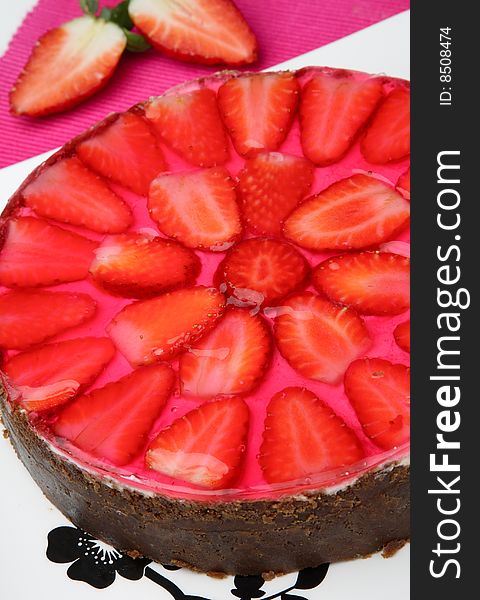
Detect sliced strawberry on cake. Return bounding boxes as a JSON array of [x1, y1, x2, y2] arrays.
[[145, 89, 228, 167], [273, 292, 371, 384], [180, 308, 272, 398], [107, 286, 225, 365], [3, 337, 115, 412], [77, 112, 167, 196], [146, 397, 249, 489], [215, 238, 309, 307], [396, 167, 410, 199], [148, 167, 241, 251], [10, 15, 126, 117], [312, 251, 410, 316], [236, 152, 314, 236], [0, 290, 96, 350], [217, 72, 299, 157], [394, 320, 410, 353], [361, 87, 410, 163], [299, 71, 383, 165], [22, 157, 132, 233], [283, 174, 410, 251], [344, 358, 410, 450], [90, 232, 201, 298], [128, 0, 257, 66], [259, 387, 365, 485], [53, 364, 175, 466], [0, 217, 97, 288]]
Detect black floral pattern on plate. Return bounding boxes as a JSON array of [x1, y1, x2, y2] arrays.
[[46, 525, 329, 599]]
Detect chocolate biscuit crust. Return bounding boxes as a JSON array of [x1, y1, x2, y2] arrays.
[[1, 391, 409, 576]]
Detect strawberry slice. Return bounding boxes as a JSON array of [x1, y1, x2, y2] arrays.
[[53, 364, 175, 466], [299, 72, 383, 165], [215, 238, 309, 307], [236, 152, 314, 236], [77, 112, 167, 196], [180, 308, 272, 398], [22, 157, 132, 234], [217, 72, 299, 157], [396, 167, 410, 198], [148, 167, 241, 251], [344, 358, 410, 450], [273, 292, 371, 384], [107, 286, 225, 365], [3, 337, 115, 412], [128, 0, 257, 66], [146, 397, 249, 489], [394, 320, 410, 353], [145, 89, 228, 167], [0, 290, 96, 351], [283, 174, 410, 251], [361, 87, 410, 164], [0, 217, 97, 288], [10, 15, 126, 117], [90, 232, 201, 298], [259, 387, 365, 485], [312, 251, 410, 316]]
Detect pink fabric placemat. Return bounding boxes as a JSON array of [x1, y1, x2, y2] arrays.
[[0, 0, 409, 168]]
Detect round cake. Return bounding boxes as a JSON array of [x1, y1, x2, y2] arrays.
[[0, 66, 410, 576]]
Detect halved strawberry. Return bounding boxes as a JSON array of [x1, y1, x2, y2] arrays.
[[273, 292, 371, 384], [107, 286, 225, 365], [361, 87, 410, 164], [0, 217, 97, 288], [215, 238, 309, 307], [396, 167, 410, 198], [217, 72, 299, 157], [128, 0, 257, 66], [53, 364, 175, 466], [312, 251, 410, 315], [180, 308, 272, 398], [146, 397, 249, 489], [344, 358, 410, 450], [259, 387, 365, 485], [10, 15, 126, 117], [148, 167, 241, 251], [3, 337, 115, 412], [0, 290, 96, 350], [299, 72, 383, 165], [145, 89, 228, 167], [22, 157, 132, 234], [236, 152, 314, 236], [394, 320, 410, 353], [90, 232, 201, 298], [77, 112, 167, 196], [283, 174, 410, 251]]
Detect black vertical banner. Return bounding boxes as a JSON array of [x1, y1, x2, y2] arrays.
[[411, 1, 476, 598]]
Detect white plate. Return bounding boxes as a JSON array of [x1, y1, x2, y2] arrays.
[[0, 11, 410, 599]]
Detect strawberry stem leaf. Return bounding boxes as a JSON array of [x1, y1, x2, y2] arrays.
[[123, 29, 152, 52], [80, 0, 99, 16], [102, 1, 135, 30]]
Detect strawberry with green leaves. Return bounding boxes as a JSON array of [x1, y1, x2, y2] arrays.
[[10, 0, 150, 117]]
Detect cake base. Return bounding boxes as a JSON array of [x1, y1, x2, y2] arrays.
[[1, 389, 409, 576]]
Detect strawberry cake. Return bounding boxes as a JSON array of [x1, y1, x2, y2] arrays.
[[0, 67, 410, 576]]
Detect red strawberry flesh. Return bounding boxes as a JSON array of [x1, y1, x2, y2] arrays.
[[107, 286, 226, 365], [22, 157, 132, 234], [283, 174, 410, 251], [4, 337, 115, 411], [394, 320, 410, 353], [312, 251, 410, 315], [344, 358, 410, 450], [259, 387, 365, 484], [146, 397, 249, 489], [77, 112, 167, 196], [180, 307, 272, 398], [53, 364, 175, 466]]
